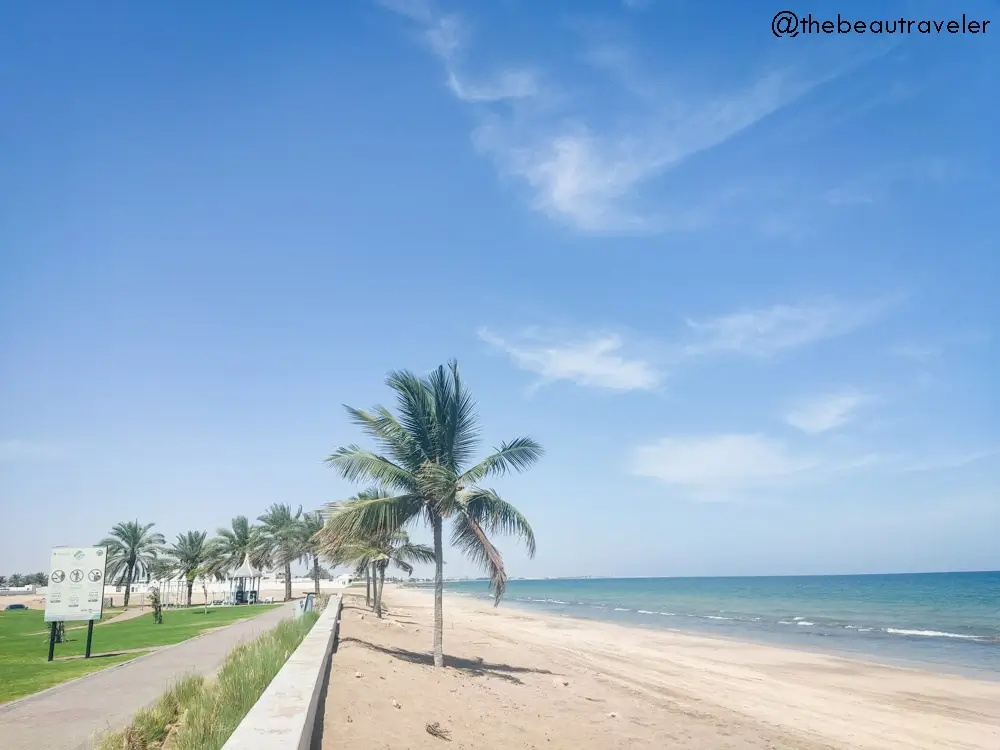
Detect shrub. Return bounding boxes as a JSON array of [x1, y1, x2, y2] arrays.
[[171, 613, 318, 750], [94, 612, 317, 750]]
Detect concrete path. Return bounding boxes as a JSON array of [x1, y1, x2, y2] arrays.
[[97, 606, 150, 625], [0, 602, 295, 750]]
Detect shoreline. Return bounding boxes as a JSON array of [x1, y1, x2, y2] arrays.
[[326, 585, 1000, 749], [399, 582, 1000, 682], [444, 590, 1000, 683]]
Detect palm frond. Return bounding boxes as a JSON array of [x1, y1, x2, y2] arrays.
[[459, 436, 545, 484], [428, 360, 481, 471], [385, 369, 439, 462], [393, 559, 415, 576], [450, 511, 507, 605], [315, 493, 423, 558], [459, 487, 537, 558], [415, 462, 461, 517], [392, 541, 436, 567], [345, 405, 427, 471], [325, 445, 415, 491]]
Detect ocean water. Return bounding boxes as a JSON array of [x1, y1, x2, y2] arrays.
[[442, 572, 1000, 678]]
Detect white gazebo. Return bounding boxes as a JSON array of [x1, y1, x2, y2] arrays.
[[229, 554, 261, 605]]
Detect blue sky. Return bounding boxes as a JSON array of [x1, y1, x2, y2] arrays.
[[1, 0, 997, 578]]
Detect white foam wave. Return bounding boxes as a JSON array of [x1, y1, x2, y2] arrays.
[[637, 610, 655, 615], [778, 620, 795, 625], [704, 615, 731, 620], [613, 607, 629, 612], [658, 612, 675, 616], [885, 628, 981, 640], [796, 621, 815, 626]]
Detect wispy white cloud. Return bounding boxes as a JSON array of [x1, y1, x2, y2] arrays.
[[474, 70, 833, 233], [681, 298, 891, 359], [627, 433, 885, 499], [785, 390, 869, 434], [629, 431, 994, 499], [630, 434, 818, 492], [481, 296, 891, 390], [378, 1, 854, 232], [446, 69, 539, 103], [478, 328, 661, 391], [0, 439, 69, 461]]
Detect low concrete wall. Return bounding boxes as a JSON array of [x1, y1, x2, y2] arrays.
[[221, 594, 343, 750]]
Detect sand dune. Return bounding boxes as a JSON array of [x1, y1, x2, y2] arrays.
[[323, 586, 1000, 749]]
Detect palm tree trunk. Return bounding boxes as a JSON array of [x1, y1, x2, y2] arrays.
[[283, 561, 292, 601], [375, 564, 385, 618], [312, 556, 320, 596], [123, 563, 134, 608], [365, 567, 371, 607], [186, 579, 194, 607], [432, 512, 444, 668]]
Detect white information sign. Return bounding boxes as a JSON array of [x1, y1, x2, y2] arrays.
[[45, 547, 108, 622]]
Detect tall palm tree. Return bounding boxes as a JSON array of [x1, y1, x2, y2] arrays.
[[8, 573, 24, 587], [99, 521, 166, 607], [325, 360, 542, 666], [165, 530, 211, 606], [258, 503, 304, 602], [207, 516, 266, 577], [0, 575, 7, 587], [299, 511, 326, 596]]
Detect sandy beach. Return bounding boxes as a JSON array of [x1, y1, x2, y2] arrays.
[[323, 585, 1000, 749]]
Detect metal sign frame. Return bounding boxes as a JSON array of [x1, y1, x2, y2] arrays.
[[45, 546, 109, 661], [45, 546, 108, 623]]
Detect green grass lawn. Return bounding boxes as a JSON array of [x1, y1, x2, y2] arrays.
[[0, 604, 281, 704]]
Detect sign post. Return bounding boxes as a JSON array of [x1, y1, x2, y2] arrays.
[[45, 546, 108, 661]]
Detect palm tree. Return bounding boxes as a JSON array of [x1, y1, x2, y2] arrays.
[[299, 511, 326, 596], [206, 516, 266, 577], [325, 360, 542, 666], [318, 518, 433, 617], [32, 572, 49, 586], [98, 521, 166, 607], [0, 575, 7, 587], [8, 573, 24, 587], [165, 530, 211, 606], [258, 503, 304, 602], [326, 487, 387, 607]]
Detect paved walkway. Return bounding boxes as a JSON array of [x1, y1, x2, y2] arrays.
[[0, 602, 294, 750], [97, 606, 150, 625]]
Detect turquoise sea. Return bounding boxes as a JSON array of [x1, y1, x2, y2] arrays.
[[443, 571, 1000, 678]]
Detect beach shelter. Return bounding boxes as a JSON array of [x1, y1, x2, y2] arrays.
[[229, 554, 261, 605]]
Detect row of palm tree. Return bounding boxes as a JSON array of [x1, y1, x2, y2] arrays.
[[0, 572, 48, 587], [97, 505, 327, 607], [76, 359, 539, 672], [315, 360, 543, 667]]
